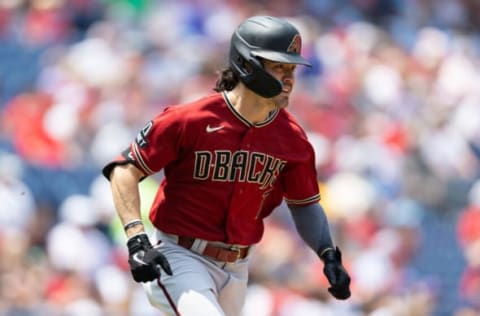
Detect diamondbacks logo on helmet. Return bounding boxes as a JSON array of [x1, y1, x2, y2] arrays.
[[287, 34, 301, 53]]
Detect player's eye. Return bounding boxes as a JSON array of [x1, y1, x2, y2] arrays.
[[277, 64, 295, 71]]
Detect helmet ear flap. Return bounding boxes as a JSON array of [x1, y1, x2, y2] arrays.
[[230, 46, 283, 98], [244, 57, 283, 98], [232, 53, 252, 77]]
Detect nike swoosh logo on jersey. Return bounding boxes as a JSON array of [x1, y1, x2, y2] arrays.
[[206, 125, 224, 133]]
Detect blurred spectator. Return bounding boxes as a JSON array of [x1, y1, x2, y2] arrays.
[[457, 180, 480, 309], [0, 152, 35, 230]]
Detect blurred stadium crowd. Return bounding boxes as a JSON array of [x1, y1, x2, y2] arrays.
[[1, 0, 480, 315]]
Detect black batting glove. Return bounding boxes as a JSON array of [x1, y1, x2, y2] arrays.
[[127, 233, 173, 283], [320, 247, 351, 300]]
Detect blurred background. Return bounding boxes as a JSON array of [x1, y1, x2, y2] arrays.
[[1, 0, 480, 315]]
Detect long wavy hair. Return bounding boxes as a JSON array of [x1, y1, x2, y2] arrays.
[[213, 67, 239, 92]]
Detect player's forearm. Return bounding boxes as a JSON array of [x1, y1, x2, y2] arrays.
[[110, 164, 145, 237], [288, 203, 334, 254]]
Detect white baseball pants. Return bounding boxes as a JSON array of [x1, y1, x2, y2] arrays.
[[143, 230, 250, 316]]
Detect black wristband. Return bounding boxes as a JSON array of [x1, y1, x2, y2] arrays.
[[124, 219, 143, 231], [319, 247, 334, 258], [319, 247, 338, 262]]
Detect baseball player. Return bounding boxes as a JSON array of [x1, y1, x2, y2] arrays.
[[103, 15, 351, 316]]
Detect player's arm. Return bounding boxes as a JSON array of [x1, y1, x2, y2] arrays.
[[103, 112, 182, 282], [107, 163, 173, 281], [109, 163, 145, 237], [288, 203, 333, 253], [288, 203, 351, 300]]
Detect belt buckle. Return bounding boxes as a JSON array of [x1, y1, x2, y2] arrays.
[[229, 245, 242, 260]]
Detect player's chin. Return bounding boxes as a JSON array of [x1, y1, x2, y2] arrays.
[[274, 95, 290, 109]]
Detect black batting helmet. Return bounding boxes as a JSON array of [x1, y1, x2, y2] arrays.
[[229, 16, 311, 98]]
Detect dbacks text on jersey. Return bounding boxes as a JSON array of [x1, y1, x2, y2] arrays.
[[193, 150, 286, 190]]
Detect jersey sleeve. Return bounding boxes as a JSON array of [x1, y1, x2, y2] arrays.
[[102, 147, 141, 180], [282, 142, 321, 206], [102, 106, 182, 180]]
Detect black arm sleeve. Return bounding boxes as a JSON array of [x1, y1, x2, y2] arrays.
[[102, 147, 146, 182], [288, 203, 334, 254]]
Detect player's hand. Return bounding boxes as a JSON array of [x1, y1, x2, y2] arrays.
[[320, 247, 351, 300], [127, 233, 173, 282]]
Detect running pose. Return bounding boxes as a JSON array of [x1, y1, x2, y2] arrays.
[[103, 15, 351, 316]]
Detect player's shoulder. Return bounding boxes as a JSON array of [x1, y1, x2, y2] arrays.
[[272, 110, 313, 155], [152, 93, 224, 124], [277, 109, 308, 139], [167, 93, 224, 113]]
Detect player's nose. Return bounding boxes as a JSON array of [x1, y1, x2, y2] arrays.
[[282, 78, 293, 91]]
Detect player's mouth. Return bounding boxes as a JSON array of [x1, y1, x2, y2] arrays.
[[282, 85, 292, 94]]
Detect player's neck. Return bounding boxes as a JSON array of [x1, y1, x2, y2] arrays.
[[226, 87, 276, 124]]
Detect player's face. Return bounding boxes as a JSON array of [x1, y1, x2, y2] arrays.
[[263, 60, 297, 109]]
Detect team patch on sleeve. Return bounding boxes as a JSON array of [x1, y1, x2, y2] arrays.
[[284, 193, 321, 206], [135, 121, 153, 148]]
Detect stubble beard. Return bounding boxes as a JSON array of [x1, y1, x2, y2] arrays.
[[273, 94, 289, 109]]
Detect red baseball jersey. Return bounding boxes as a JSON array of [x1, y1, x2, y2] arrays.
[[103, 92, 320, 245]]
